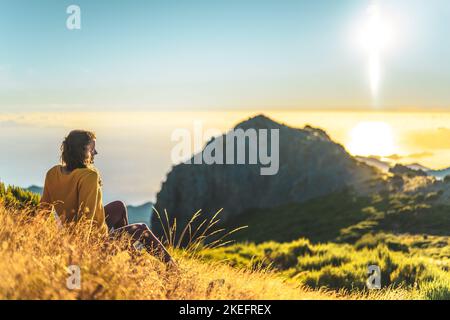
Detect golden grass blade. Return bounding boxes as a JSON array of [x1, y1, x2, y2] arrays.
[[176, 209, 202, 248], [151, 207, 171, 245]]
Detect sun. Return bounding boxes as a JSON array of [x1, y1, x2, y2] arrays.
[[347, 121, 396, 157]]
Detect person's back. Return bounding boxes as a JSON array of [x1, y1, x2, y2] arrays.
[[41, 164, 106, 233]]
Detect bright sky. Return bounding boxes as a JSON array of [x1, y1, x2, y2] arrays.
[[1, 0, 450, 112]]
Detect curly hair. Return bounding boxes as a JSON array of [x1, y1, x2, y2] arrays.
[[60, 130, 96, 172]]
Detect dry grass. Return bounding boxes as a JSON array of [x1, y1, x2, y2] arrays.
[[0, 203, 342, 300], [336, 286, 418, 300]]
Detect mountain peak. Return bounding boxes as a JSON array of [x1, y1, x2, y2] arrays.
[[234, 114, 283, 130], [233, 114, 330, 141]]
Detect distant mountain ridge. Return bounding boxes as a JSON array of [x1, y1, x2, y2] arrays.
[[127, 202, 153, 226], [152, 114, 381, 239], [356, 156, 450, 179], [26, 185, 43, 195]]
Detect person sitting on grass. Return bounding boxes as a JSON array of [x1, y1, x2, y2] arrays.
[[40, 129, 175, 266]]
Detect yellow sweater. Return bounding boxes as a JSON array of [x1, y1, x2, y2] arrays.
[[40, 165, 107, 234]]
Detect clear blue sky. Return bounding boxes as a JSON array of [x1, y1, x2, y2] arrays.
[[1, 0, 449, 112]]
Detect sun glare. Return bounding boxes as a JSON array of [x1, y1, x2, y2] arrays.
[[356, 2, 395, 102], [347, 121, 396, 157]]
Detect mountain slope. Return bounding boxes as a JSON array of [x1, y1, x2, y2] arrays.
[[223, 190, 373, 243], [222, 186, 450, 244]]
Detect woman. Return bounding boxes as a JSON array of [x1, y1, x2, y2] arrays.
[[40, 130, 175, 265]]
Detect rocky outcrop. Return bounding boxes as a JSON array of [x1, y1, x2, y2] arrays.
[[152, 114, 380, 238]]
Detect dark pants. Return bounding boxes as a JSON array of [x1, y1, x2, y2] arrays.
[[104, 201, 173, 263]]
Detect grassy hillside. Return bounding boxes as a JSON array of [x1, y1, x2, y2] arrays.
[[200, 187, 450, 299], [201, 236, 450, 299]]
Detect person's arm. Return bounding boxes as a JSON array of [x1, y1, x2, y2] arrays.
[[39, 172, 52, 211], [78, 171, 106, 232]]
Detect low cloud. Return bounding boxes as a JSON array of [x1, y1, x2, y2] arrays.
[[407, 128, 450, 150], [386, 152, 434, 161]]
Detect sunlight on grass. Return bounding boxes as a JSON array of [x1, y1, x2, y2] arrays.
[[0, 203, 337, 300]]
